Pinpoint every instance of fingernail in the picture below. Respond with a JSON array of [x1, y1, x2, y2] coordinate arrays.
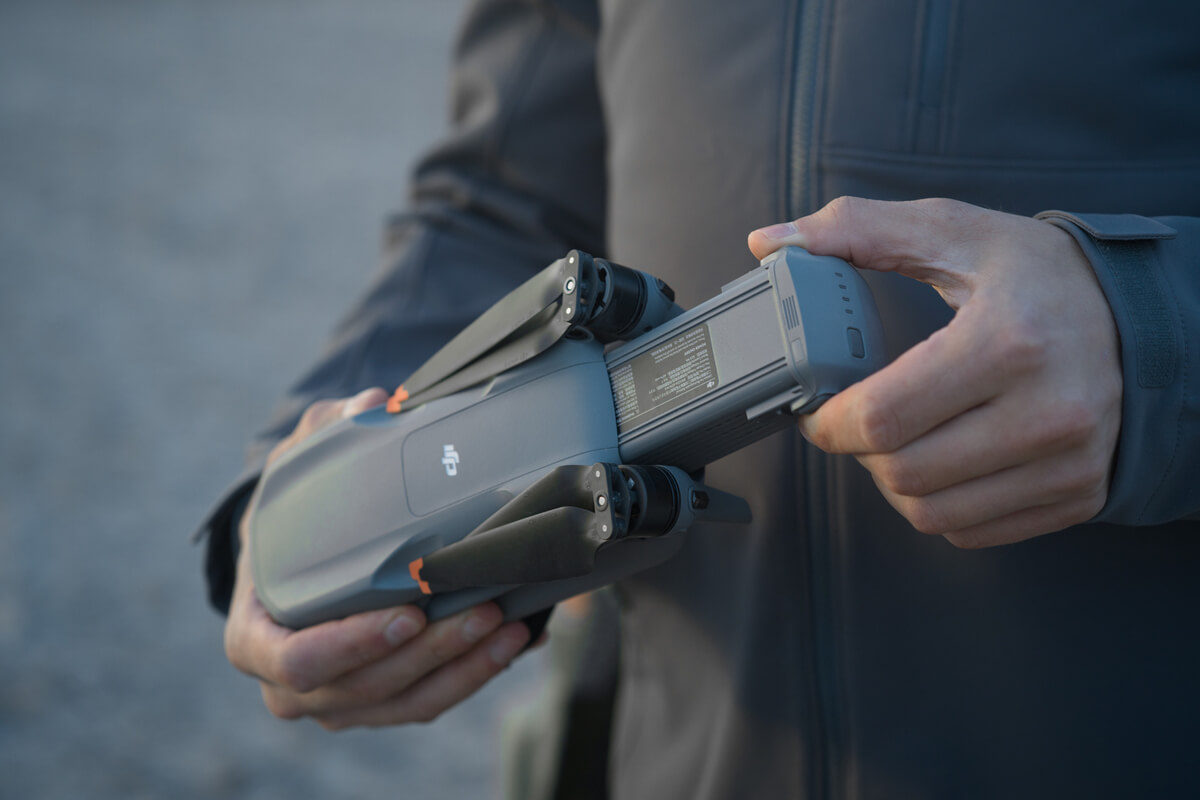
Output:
[[385, 613, 421, 646], [490, 629, 528, 666], [757, 221, 800, 241], [462, 609, 500, 643]]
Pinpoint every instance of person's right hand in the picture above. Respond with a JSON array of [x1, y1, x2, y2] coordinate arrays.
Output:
[[223, 388, 533, 730]]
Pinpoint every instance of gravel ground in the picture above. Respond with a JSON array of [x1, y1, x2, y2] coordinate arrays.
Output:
[[0, 2, 549, 797]]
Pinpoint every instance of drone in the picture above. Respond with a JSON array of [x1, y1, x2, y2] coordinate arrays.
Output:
[[249, 247, 884, 627]]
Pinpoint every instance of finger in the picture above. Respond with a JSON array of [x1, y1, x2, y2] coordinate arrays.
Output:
[[941, 493, 1107, 549], [874, 444, 1109, 538], [295, 388, 387, 435], [341, 387, 388, 417], [858, 388, 1097, 498], [264, 402, 339, 469], [293, 398, 345, 439], [267, 603, 506, 716], [266, 387, 388, 467], [315, 621, 532, 729], [250, 605, 427, 694], [748, 196, 985, 300], [225, 545, 296, 676], [799, 305, 1005, 454]]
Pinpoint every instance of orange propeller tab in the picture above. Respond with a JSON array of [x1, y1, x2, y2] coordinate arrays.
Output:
[[386, 385, 409, 414], [409, 557, 431, 595]]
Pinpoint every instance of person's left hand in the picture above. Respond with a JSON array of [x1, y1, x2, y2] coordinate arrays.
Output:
[[748, 197, 1123, 548]]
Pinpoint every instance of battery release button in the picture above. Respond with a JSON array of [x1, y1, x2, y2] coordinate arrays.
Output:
[[846, 327, 866, 359]]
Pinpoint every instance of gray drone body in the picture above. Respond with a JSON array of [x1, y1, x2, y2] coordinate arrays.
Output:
[[251, 247, 885, 628]]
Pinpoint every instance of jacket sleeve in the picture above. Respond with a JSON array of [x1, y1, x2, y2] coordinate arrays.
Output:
[[197, 0, 607, 614], [1037, 211, 1200, 527]]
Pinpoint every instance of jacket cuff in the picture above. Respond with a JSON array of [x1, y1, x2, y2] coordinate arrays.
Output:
[[1036, 211, 1185, 525], [194, 469, 261, 615]]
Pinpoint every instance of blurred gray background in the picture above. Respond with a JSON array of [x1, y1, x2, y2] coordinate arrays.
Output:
[[0, 1, 553, 797]]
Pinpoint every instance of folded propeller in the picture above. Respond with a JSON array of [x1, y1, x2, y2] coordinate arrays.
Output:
[[410, 463, 751, 593], [388, 250, 680, 412]]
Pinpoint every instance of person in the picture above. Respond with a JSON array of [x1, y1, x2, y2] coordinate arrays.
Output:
[[198, 0, 1200, 796]]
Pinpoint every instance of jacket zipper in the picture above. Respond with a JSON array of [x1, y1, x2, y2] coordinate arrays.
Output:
[[786, 0, 828, 219], [803, 443, 839, 800], [784, 1, 839, 798], [909, 0, 956, 153]]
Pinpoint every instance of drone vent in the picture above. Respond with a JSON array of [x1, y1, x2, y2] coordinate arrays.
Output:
[[782, 295, 800, 331]]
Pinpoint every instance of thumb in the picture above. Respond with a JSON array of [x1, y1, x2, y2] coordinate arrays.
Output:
[[269, 387, 389, 467], [748, 197, 981, 304], [341, 386, 389, 418]]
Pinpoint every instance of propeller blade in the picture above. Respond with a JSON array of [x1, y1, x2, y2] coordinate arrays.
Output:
[[397, 251, 602, 410], [402, 306, 570, 407], [414, 507, 608, 592], [410, 464, 626, 592], [476, 464, 611, 530], [406, 463, 750, 596]]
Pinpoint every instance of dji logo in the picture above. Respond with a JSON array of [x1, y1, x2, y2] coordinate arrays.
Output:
[[441, 445, 461, 476]]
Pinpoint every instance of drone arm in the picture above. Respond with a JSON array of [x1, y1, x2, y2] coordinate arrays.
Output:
[[388, 251, 682, 412]]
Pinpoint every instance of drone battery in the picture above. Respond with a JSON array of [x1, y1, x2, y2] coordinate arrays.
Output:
[[608, 247, 885, 472]]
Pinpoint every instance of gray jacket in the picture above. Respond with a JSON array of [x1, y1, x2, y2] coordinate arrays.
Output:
[[200, 0, 1200, 796]]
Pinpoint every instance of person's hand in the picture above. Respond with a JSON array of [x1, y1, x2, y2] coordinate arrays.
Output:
[[224, 388, 532, 729], [748, 197, 1123, 548]]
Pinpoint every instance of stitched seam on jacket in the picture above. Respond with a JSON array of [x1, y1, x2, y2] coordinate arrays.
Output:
[[937, 0, 961, 153], [902, 0, 925, 151], [1138, 251, 1188, 523], [777, 0, 801, 220]]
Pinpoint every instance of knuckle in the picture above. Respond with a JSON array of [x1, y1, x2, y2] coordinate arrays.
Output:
[[426, 627, 467, 664], [991, 315, 1048, 373], [1059, 452, 1110, 498], [856, 395, 904, 453], [317, 717, 350, 732], [223, 627, 248, 672], [429, 607, 499, 661], [905, 497, 952, 536], [824, 195, 858, 222], [297, 401, 328, 426], [944, 530, 985, 549], [297, 399, 340, 434], [1054, 401, 1103, 448], [822, 196, 870, 240], [274, 651, 318, 695], [1019, 400, 1099, 458], [875, 454, 927, 497], [801, 418, 833, 451], [224, 622, 264, 680], [261, 688, 305, 721]]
